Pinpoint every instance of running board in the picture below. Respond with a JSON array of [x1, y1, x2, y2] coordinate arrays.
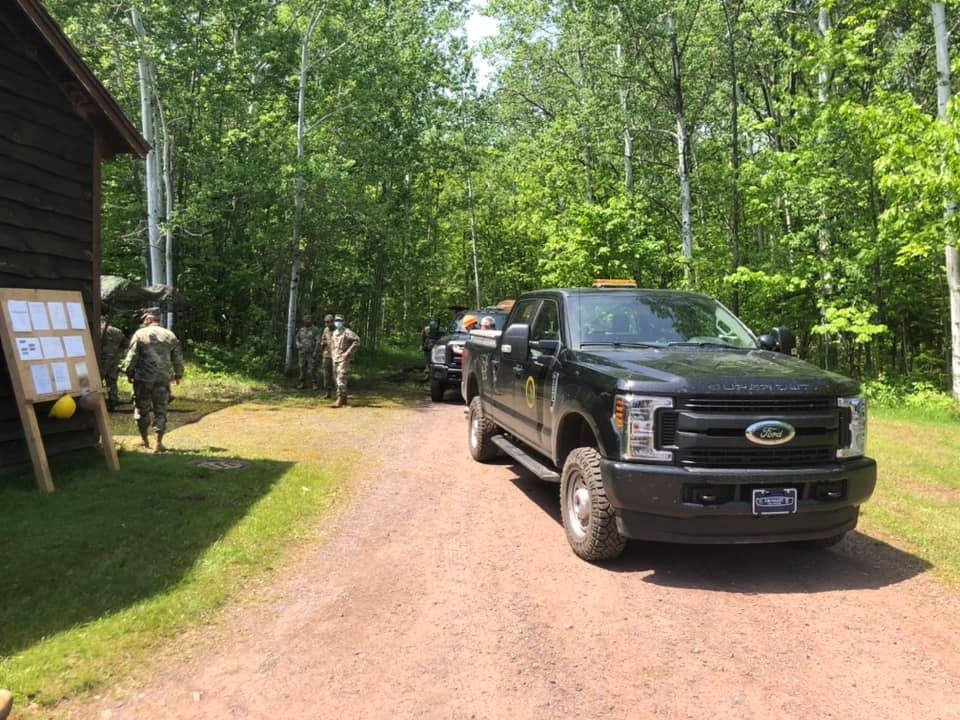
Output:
[[491, 435, 561, 483]]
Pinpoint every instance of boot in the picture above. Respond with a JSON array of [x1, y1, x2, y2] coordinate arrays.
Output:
[[0, 689, 13, 720], [154, 431, 167, 454], [296, 381, 305, 390], [331, 394, 343, 408], [137, 416, 151, 448], [323, 389, 332, 399]]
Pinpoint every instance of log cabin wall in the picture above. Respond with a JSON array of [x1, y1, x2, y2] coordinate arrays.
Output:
[[0, 12, 99, 467]]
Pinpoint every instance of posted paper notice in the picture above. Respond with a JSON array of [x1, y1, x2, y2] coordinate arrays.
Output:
[[16, 337, 43, 361], [51, 363, 71, 392], [7, 300, 32, 332], [47, 302, 68, 330], [63, 336, 86, 358], [40, 336, 65, 359], [66, 302, 86, 329], [28, 302, 50, 331], [31, 364, 53, 397]]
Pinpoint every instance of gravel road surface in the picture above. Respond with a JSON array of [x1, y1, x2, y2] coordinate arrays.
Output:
[[75, 400, 960, 720]]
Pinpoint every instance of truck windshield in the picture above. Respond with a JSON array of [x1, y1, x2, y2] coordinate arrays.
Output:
[[577, 293, 757, 349]]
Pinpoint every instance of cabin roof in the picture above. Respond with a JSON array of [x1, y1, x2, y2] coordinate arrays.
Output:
[[9, 0, 149, 159]]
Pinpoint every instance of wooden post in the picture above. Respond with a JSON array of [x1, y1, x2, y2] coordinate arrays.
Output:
[[12, 388, 55, 492], [93, 391, 120, 471]]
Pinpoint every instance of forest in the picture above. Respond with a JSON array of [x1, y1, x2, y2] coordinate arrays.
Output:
[[44, 0, 960, 398]]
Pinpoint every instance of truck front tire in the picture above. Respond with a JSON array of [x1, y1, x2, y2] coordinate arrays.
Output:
[[430, 378, 445, 402], [560, 448, 627, 561], [468, 396, 499, 462]]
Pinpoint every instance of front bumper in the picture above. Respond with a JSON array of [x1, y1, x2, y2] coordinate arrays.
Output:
[[429, 364, 461, 386], [600, 457, 877, 544]]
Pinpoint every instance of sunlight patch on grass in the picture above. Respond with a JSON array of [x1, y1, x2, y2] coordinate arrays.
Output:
[[859, 408, 960, 584]]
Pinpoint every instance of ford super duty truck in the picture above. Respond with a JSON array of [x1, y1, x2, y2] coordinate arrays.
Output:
[[461, 288, 876, 561]]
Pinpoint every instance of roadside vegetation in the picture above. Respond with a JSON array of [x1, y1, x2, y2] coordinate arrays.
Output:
[[859, 385, 960, 585]]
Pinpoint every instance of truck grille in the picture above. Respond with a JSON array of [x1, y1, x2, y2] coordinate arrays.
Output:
[[659, 396, 841, 468]]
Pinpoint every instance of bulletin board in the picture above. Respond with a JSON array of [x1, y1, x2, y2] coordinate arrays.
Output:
[[0, 288, 119, 492]]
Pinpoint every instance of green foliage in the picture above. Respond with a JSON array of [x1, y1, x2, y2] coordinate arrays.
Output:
[[863, 376, 960, 415], [43, 0, 960, 386]]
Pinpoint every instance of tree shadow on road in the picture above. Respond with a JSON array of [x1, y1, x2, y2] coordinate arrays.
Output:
[[506, 469, 932, 594]]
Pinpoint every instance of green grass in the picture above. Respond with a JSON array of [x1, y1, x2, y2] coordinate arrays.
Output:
[[0, 348, 424, 713], [859, 407, 960, 584], [0, 448, 349, 707]]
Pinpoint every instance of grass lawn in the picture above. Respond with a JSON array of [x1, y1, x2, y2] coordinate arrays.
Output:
[[859, 406, 960, 585], [0, 346, 427, 714]]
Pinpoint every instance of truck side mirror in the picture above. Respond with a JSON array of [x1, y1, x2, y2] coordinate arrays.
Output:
[[772, 326, 796, 355], [502, 323, 530, 362], [759, 327, 796, 355]]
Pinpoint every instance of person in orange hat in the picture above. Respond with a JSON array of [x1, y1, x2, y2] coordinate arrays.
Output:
[[462, 314, 478, 331]]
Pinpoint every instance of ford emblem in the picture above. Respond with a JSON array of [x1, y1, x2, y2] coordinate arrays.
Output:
[[745, 420, 796, 446]]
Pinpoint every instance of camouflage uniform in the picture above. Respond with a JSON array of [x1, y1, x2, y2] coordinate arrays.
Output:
[[330, 322, 360, 403], [319, 318, 335, 397], [121, 323, 184, 437], [296, 323, 322, 389], [100, 323, 127, 408]]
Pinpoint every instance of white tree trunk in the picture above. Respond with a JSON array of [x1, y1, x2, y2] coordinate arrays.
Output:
[[668, 12, 693, 283], [615, 38, 633, 192], [131, 6, 163, 286], [156, 89, 175, 329], [933, 2, 960, 400], [285, 10, 323, 371], [466, 161, 481, 308]]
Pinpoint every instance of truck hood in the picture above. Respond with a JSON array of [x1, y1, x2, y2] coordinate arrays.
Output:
[[572, 347, 860, 396]]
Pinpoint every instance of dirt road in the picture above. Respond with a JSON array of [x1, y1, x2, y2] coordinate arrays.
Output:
[[76, 399, 959, 720]]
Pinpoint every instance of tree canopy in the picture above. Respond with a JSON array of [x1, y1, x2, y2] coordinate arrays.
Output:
[[46, 0, 960, 390]]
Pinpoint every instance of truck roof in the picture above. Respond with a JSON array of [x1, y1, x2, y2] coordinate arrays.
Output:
[[519, 288, 715, 300]]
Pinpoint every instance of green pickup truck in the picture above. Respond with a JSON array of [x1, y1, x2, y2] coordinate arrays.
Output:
[[461, 288, 876, 562]]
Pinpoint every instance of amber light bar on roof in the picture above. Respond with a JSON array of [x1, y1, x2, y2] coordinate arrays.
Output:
[[591, 279, 638, 288]]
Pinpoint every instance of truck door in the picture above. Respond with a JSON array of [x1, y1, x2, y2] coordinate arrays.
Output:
[[495, 299, 540, 441], [523, 299, 562, 448]]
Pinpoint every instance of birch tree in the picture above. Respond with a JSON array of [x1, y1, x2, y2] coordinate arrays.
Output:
[[131, 4, 164, 286], [284, 7, 323, 372], [932, 1, 960, 401]]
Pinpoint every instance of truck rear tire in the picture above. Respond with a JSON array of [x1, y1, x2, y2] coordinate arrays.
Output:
[[430, 378, 444, 402], [560, 447, 627, 561], [468, 396, 499, 462]]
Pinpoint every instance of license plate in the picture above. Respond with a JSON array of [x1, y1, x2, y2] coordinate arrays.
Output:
[[752, 487, 798, 516]]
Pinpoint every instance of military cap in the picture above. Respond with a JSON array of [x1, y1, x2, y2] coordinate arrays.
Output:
[[334, 314, 345, 322], [303, 314, 313, 322], [324, 314, 334, 322]]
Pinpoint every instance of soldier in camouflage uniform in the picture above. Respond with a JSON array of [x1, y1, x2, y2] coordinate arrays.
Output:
[[121, 313, 184, 452], [296, 315, 322, 390], [319, 314, 335, 399], [100, 317, 127, 411], [330, 314, 360, 407]]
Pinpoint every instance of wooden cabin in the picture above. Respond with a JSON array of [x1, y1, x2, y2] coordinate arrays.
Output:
[[0, 0, 148, 469]]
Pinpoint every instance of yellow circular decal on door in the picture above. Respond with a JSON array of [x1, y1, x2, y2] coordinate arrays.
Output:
[[525, 375, 536, 408]]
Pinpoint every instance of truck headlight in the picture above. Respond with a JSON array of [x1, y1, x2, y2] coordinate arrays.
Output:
[[837, 395, 867, 459], [613, 394, 673, 462], [431, 344, 447, 364]]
